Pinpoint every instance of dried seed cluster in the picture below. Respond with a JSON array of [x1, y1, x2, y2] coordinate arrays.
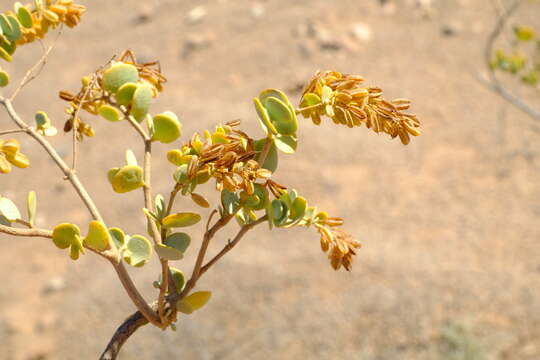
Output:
[[299, 71, 421, 145], [0, 138, 30, 174]]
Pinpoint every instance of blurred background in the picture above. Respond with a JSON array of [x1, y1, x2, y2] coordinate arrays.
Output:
[[1, 0, 539, 359]]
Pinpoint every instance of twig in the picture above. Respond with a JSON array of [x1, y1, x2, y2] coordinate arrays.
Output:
[[0, 129, 27, 136], [0, 224, 52, 238], [481, 0, 540, 121], [200, 215, 268, 276], [9, 29, 63, 101]]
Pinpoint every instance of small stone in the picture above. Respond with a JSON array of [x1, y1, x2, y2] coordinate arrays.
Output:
[[441, 23, 461, 37], [42, 276, 66, 295], [350, 23, 372, 43], [251, 3, 265, 19], [186, 6, 207, 24], [182, 33, 215, 58]]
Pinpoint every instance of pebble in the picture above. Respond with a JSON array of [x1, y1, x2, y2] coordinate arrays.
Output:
[[350, 23, 372, 43], [251, 3, 265, 19], [42, 276, 66, 295], [182, 33, 215, 58], [186, 6, 207, 24]]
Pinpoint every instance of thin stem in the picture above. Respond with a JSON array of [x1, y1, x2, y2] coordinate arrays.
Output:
[[481, 0, 540, 121], [10, 29, 62, 101], [295, 103, 323, 115], [113, 262, 162, 327], [179, 214, 233, 298], [0, 97, 105, 225], [200, 215, 268, 276], [257, 135, 273, 167], [0, 224, 52, 238], [0, 129, 27, 136], [157, 260, 169, 323]]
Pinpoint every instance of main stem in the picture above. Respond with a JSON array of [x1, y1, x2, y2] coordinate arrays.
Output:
[[0, 96, 161, 327]]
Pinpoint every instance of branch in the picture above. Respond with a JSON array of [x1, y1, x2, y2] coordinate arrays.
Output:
[[0, 129, 27, 136], [99, 215, 268, 359], [0, 96, 162, 328], [0, 224, 52, 238], [0, 97, 105, 225], [481, 0, 540, 121], [10, 29, 62, 101], [200, 215, 268, 276]]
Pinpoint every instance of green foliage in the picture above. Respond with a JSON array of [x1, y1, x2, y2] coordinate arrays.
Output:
[[83, 221, 111, 252], [102, 62, 139, 93], [0, 196, 21, 221], [176, 291, 211, 314], [151, 111, 182, 144], [162, 212, 201, 228], [123, 234, 153, 267]]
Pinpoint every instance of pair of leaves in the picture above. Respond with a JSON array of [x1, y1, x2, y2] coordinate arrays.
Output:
[[104, 226, 154, 267], [266, 189, 307, 228], [108, 150, 144, 193]]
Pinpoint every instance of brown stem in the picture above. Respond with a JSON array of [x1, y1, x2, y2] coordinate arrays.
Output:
[[0, 96, 161, 329], [0, 224, 52, 238], [99, 311, 149, 360], [100, 215, 268, 359], [0, 129, 27, 136]]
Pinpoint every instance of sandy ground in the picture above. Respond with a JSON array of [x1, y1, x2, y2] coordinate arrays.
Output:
[[1, 0, 539, 359]]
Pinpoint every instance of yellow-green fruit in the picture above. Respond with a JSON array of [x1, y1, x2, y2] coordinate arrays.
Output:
[[52, 223, 81, 249], [98, 105, 121, 122], [0, 71, 9, 87], [130, 83, 153, 122], [151, 111, 182, 143], [102, 63, 139, 93], [115, 82, 138, 106], [111, 165, 144, 193]]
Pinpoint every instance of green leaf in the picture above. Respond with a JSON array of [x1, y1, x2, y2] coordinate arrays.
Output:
[[111, 165, 144, 193], [162, 212, 201, 228], [274, 135, 297, 154], [0, 71, 9, 87], [263, 96, 297, 136], [107, 167, 120, 184], [155, 194, 166, 219], [35, 111, 51, 129], [4, 15, 21, 42], [102, 62, 139, 93], [253, 97, 277, 135], [289, 196, 307, 223], [165, 232, 191, 253], [124, 234, 152, 267], [83, 221, 111, 251], [173, 164, 189, 184], [514, 25, 535, 42], [176, 291, 212, 314], [69, 237, 85, 260], [52, 223, 81, 250], [155, 243, 183, 261], [254, 139, 278, 173], [130, 83, 153, 122], [0, 196, 20, 221], [15, 4, 33, 28], [169, 267, 185, 293], [115, 82, 138, 106], [125, 149, 138, 166], [151, 111, 182, 144], [221, 189, 240, 214], [109, 227, 125, 249], [98, 105, 122, 122], [26, 191, 36, 227]]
